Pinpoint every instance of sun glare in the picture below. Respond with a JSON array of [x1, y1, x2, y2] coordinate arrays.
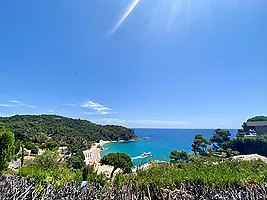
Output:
[[108, 0, 245, 36], [109, 0, 141, 36]]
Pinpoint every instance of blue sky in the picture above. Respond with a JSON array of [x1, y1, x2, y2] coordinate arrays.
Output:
[[0, 0, 266, 128]]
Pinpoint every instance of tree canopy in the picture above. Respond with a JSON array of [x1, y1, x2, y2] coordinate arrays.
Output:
[[25, 142, 38, 154], [210, 129, 231, 150], [191, 134, 211, 156], [247, 116, 267, 122], [170, 150, 189, 163], [222, 134, 267, 156], [0, 115, 137, 152], [26, 150, 58, 170], [68, 150, 85, 170], [100, 153, 133, 178], [0, 128, 15, 171]]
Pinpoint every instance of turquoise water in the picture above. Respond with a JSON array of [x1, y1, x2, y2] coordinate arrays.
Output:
[[101, 128, 237, 166]]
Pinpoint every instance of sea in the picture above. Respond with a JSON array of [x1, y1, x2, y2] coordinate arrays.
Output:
[[100, 128, 237, 166]]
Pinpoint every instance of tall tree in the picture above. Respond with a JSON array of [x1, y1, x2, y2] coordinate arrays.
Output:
[[170, 150, 189, 163], [100, 153, 133, 178], [68, 150, 85, 169], [0, 128, 15, 171], [191, 134, 211, 156], [210, 129, 231, 150]]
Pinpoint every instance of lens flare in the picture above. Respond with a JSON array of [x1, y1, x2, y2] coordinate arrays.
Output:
[[110, 0, 141, 36], [108, 0, 245, 37]]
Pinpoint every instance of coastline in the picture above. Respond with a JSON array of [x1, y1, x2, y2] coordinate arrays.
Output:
[[83, 139, 139, 177], [83, 140, 110, 166], [83, 140, 119, 177]]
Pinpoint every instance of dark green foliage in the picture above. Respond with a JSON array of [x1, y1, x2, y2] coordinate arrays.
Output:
[[26, 151, 58, 170], [68, 150, 85, 169], [210, 129, 231, 150], [0, 128, 15, 171], [67, 156, 85, 170], [14, 140, 21, 155], [225, 148, 239, 157], [170, 150, 189, 163], [242, 122, 249, 132], [25, 142, 38, 154], [0, 115, 137, 151], [191, 134, 211, 156], [82, 166, 107, 186], [247, 116, 267, 122], [222, 134, 267, 156], [40, 140, 58, 150], [237, 128, 245, 137], [100, 153, 133, 178], [35, 132, 49, 143], [82, 166, 92, 180]]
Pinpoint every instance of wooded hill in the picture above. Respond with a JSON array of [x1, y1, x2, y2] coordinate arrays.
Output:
[[0, 115, 137, 152]]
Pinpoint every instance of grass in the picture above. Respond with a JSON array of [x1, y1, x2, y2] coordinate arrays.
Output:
[[18, 166, 82, 189], [114, 158, 267, 194]]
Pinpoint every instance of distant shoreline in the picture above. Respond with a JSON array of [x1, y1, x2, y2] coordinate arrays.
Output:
[[84, 140, 136, 177]]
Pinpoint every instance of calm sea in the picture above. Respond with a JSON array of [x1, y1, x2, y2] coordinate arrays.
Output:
[[101, 128, 237, 166]]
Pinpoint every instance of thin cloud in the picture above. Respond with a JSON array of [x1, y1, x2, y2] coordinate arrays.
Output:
[[48, 110, 55, 112], [83, 111, 118, 115], [9, 100, 20, 103], [63, 103, 76, 107], [0, 100, 36, 108], [81, 100, 112, 111], [0, 104, 13, 107], [64, 100, 116, 115], [27, 105, 37, 108]]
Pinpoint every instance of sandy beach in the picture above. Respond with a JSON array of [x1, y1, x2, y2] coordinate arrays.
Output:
[[83, 140, 119, 177]]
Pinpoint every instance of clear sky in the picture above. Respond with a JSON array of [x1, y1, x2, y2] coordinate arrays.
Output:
[[0, 0, 266, 128]]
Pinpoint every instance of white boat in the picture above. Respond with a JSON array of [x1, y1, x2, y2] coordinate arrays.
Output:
[[140, 152, 152, 158]]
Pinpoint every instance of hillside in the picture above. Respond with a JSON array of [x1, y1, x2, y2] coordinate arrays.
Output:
[[0, 115, 137, 151]]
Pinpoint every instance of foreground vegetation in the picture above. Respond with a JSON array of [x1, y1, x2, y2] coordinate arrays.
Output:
[[1, 115, 267, 199], [124, 159, 267, 191], [1, 159, 267, 199]]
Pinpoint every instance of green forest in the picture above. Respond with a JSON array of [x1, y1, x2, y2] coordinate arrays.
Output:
[[0, 115, 137, 152]]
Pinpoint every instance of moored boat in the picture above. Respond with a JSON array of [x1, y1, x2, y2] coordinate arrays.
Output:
[[140, 152, 152, 158]]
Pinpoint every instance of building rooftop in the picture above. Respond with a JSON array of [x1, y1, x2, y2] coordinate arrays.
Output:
[[247, 121, 267, 126], [233, 154, 267, 163], [24, 156, 35, 161]]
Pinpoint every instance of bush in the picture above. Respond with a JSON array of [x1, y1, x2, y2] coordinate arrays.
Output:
[[25, 142, 38, 154], [26, 150, 57, 170], [19, 165, 82, 189], [222, 134, 267, 156]]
